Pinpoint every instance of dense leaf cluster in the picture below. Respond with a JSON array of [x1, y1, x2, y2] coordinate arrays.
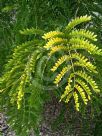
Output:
[[0, 15, 102, 135], [0, 0, 102, 136]]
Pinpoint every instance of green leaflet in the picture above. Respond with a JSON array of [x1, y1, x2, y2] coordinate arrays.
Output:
[[19, 28, 45, 35], [65, 15, 91, 31]]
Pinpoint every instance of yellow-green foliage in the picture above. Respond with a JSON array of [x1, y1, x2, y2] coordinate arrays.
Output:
[[43, 15, 102, 111], [0, 38, 46, 111], [0, 35, 47, 134], [0, 15, 102, 136]]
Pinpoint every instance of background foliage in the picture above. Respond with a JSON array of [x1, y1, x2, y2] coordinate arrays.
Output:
[[0, 0, 102, 136]]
